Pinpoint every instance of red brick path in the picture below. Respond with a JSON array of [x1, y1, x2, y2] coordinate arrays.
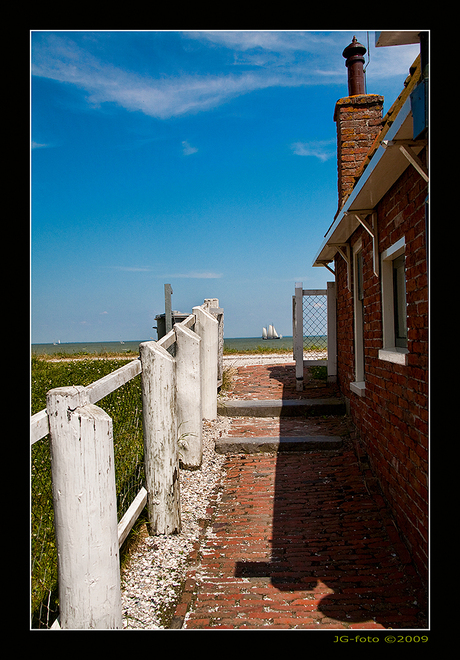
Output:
[[224, 362, 340, 400], [174, 363, 428, 630]]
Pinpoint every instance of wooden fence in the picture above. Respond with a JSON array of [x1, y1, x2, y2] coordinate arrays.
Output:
[[30, 301, 222, 629]]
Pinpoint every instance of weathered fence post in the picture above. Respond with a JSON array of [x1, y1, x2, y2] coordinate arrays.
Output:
[[139, 341, 181, 535], [164, 283, 173, 334], [202, 298, 224, 387], [192, 305, 218, 420], [293, 282, 304, 391], [175, 323, 202, 469], [46, 386, 122, 629]]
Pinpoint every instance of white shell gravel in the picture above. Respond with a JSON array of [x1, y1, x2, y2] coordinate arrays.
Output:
[[121, 415, 231, 629]]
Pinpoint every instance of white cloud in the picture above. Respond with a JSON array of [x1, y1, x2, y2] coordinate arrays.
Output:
[[109, 266, 222, 277], [182, 140, 198, 155], [367, 43, 420, 79], [291, 139, 336, 162], [164, 271, 223, 279], [113, 266, 151, 272], [32, 36, 274, 118], [31, 141, 49, 149], [31, 34, 338, 120], [184, 31, 338, 55], [183, 31, 345, 73], [31, 33, 421, 121], [104, 69, 290, 119]]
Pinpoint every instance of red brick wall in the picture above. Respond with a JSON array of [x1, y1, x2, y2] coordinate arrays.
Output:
[[334, 156, 428, 583], [334, 94, 384, 209]]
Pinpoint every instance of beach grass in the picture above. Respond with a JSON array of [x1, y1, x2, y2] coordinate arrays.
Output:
[[33, 349, 139, 360], [32, 343, 326, 361], [31, 356, 144, 627], [32, 346, 293, 358]]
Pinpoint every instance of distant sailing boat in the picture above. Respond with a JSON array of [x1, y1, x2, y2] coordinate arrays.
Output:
[[262, 324, 281, 340]]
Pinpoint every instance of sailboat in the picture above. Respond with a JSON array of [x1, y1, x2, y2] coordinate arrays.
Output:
[[262, 324, 282, 340]]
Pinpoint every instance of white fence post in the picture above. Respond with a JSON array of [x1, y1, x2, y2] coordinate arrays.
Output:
[[46, 386, 122, 630], [139, 341, 181, 535], [294, 282, 304, 391], [175, 323, 202, 469], [327, 281, 337, 383], [203, 298, 224, 387], [192, 305, 218, 420]]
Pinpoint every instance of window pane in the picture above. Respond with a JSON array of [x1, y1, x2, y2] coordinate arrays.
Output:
[[393, 255, 407, 347]]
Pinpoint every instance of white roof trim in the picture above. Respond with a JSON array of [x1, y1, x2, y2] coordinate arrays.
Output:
[[313, 97, 419, 267]]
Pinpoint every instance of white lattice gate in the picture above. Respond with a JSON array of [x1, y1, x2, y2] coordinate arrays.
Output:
[[292, 282, 337, 391]]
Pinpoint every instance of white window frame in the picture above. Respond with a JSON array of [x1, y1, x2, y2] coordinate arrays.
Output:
[[379, 237, 409, 366], [350, 239, 366, 396]]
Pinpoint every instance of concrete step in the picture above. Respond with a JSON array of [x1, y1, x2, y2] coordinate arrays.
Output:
[[217, 397, 346, 418], [215, 435, 343, 454]]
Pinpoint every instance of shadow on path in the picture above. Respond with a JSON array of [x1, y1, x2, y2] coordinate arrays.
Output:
[[233, 364, 427, 629]]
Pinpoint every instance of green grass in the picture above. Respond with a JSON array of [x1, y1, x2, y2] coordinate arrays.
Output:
[[31, 355, 144, 627], [309, 365, 328, 380], [33, 349, 139, 360]]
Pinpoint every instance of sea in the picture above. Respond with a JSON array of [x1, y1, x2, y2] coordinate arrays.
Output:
[[31, 335, 327, 356]]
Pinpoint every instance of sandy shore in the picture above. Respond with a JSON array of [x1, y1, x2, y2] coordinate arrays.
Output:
[[41, 351, 325, 367], [222, 351, 326, 367], [223, 353, 294, 367]]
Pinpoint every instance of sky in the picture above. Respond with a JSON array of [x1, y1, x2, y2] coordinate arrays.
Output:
[[31, 30, 420, 342]]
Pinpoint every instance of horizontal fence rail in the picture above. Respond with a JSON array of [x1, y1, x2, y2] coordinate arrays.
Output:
[[30, 315, 201, 445], [31, 408, 50, 445], [30, 300, 223, 629]]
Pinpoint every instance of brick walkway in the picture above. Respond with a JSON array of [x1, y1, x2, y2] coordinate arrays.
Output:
[[173, 363, 428, 630]]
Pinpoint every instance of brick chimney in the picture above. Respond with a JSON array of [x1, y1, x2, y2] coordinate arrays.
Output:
[[334, 36, 384, 210]]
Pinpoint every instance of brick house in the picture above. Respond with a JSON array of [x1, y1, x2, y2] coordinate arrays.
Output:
[[313, 32, 429, 584]]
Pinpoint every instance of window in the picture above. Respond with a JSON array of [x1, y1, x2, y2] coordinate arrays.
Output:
[[379, 237, 409, 365], [350, 242, 365, 396], [393, 255, 407, 348]]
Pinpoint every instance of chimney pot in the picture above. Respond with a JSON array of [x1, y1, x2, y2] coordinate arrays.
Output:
[[342, 36, 366, 96]]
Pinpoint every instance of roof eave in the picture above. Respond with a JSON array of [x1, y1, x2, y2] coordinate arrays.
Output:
[[313, 96, 417, 267]]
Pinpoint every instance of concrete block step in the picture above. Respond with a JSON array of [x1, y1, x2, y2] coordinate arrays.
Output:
[[217, 398, 345, 418], [215, 435, 343, 454]]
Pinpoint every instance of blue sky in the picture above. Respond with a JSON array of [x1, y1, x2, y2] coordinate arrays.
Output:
[[31, 30, 419, 342]]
